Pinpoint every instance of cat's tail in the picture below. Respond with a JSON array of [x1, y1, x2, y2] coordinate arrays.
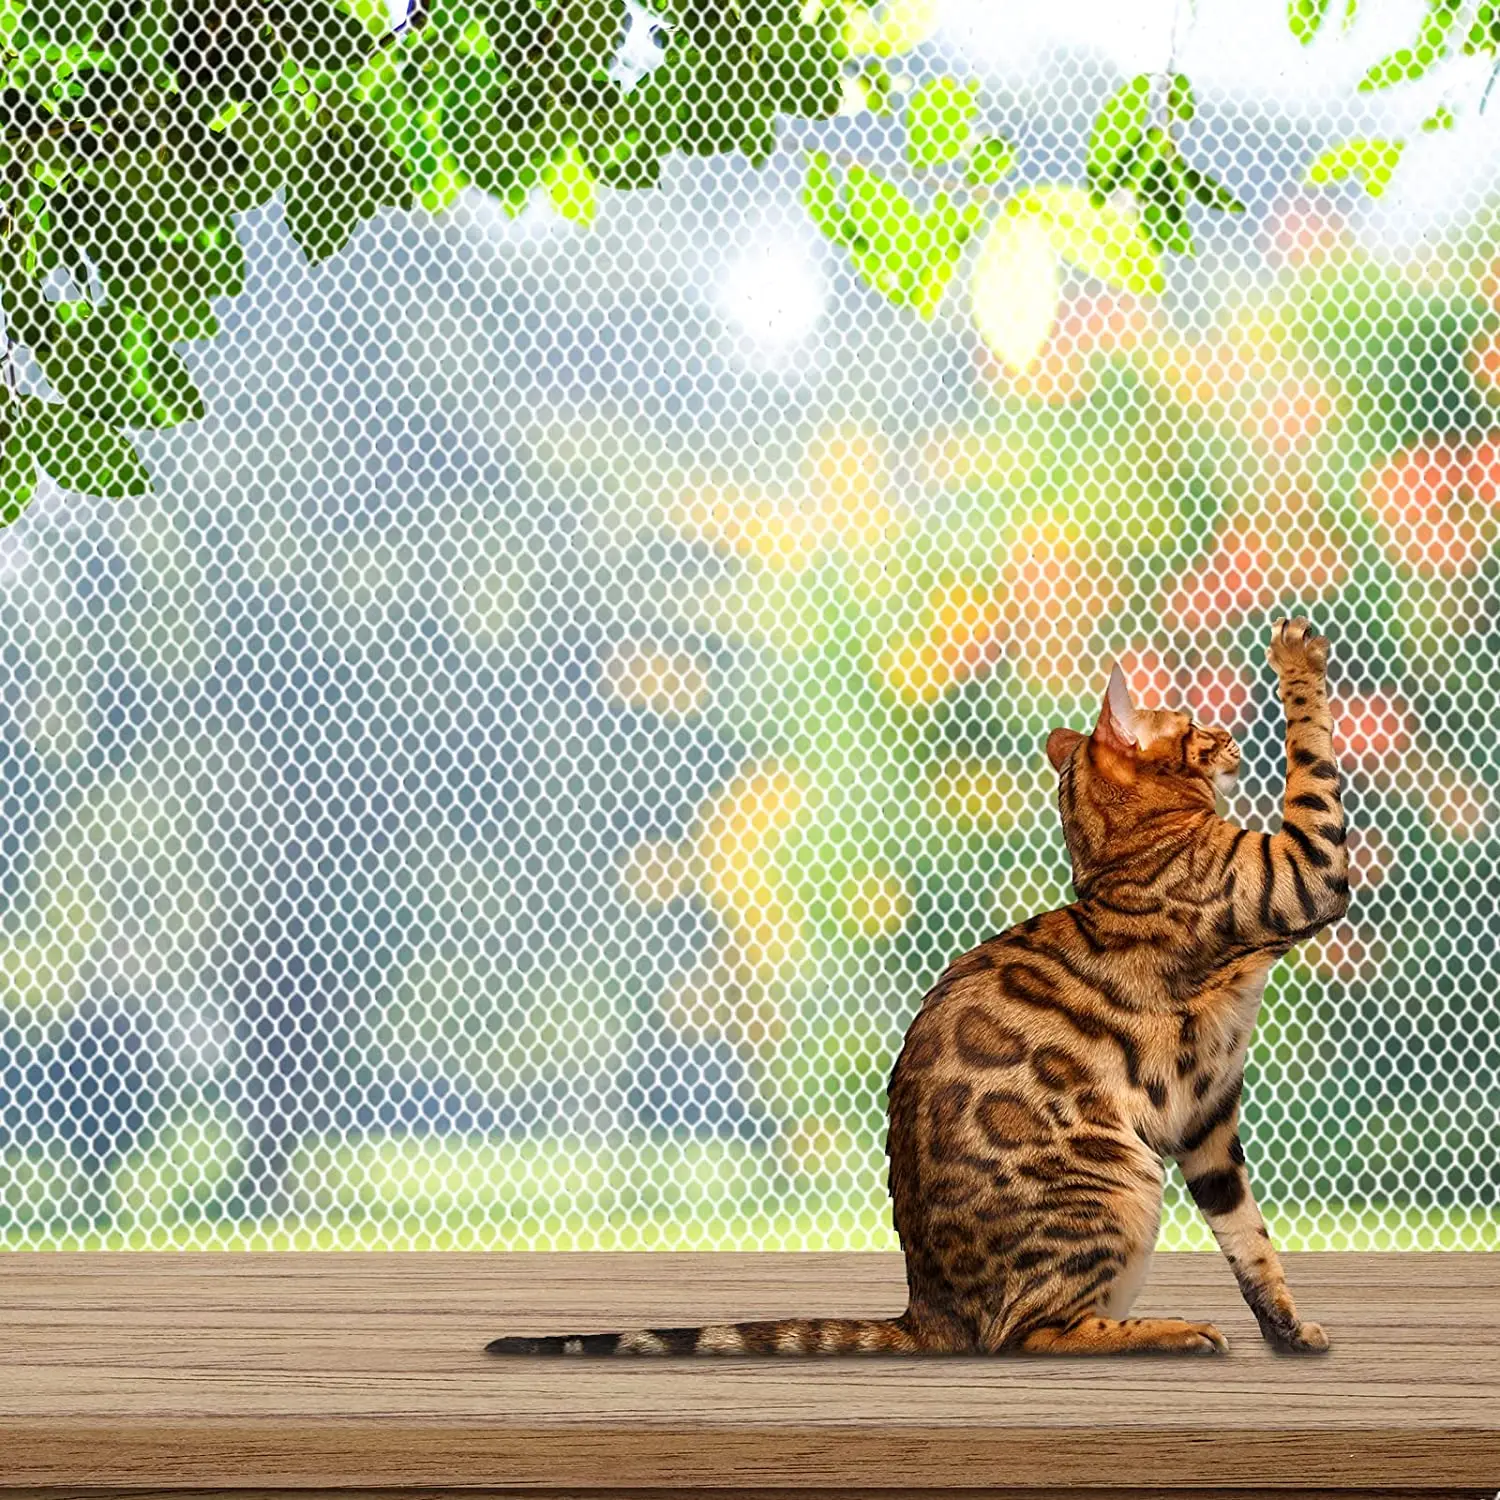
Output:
[[486, 1314, 923, 1357]]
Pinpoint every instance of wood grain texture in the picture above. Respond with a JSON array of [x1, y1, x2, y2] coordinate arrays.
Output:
[[0, 1252, 1496, 1490], [5, 1492, 1494, 1500]]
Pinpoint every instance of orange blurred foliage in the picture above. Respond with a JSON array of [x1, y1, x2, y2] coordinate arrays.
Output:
[[876, 577, 1005, 704], [601, 643, 710, 717], [670, 482, 827, 570], [1161, 487, 1349, 637], [797, 422, 900, 552], [669, 424, 900, 570], [1306, 923, 1387, 985], [1362, 438, 1500, 577], [1263, 193, 1353, 271], [1424, 764, 1492, 842], [1239, 370, 1336, 467], [1115, 645, 1178, 705], [781, 1114, 860, 1182], [1150, 334, 1255, 410], [1346, 825, 1391, 891], [878, 512, 1120, 704], [1331, 692, 1416, 787], [1115, 644, 1256, 736], [997, 513, 1121, 691], [977, 291, 1152, 406], [1467, 326, 1500, 399]]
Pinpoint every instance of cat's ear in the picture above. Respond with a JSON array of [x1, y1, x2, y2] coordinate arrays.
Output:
[[1090, 664, 1139, 781], [1046, 728, 1085, 771]]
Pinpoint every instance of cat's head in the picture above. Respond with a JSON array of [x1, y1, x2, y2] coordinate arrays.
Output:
[[1045, 663, 1242, 814]]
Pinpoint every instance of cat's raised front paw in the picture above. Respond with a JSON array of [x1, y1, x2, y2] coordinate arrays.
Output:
[[1267, 617, 1329, 681]]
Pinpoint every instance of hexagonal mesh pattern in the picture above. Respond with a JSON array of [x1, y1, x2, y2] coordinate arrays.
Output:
[[1, 1, 1497, 1255]]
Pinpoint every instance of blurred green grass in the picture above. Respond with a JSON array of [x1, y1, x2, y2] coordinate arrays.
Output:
[[8, 1204, 1497, 1252]]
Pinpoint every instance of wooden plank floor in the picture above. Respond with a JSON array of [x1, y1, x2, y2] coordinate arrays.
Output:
[[0, 1252, 1496, 1495]]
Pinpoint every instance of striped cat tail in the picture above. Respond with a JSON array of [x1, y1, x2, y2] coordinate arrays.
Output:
[[486, 1315, 921, 1356]]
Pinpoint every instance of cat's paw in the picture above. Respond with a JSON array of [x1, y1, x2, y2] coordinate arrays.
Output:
[[1190, 1321, 1232, 1354], [1267, 617, 1329, 681], [1267, 1319, 1331, 1355]]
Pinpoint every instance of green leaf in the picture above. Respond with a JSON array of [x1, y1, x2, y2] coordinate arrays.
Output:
[[964, 133, 1016, 185], [0, 404, 37, 527], [1006, 183, 1165, 294], [284, 117, 413, 264], [905, 75, 979, 169], [1179, 161, 1247, 213], [855, 59, 894, 115], [1465, 0, 1498, 52], [1305, 137, 1405, 197], [16, 0, 108, 48], [842, 0, 938, 58], [447, 72, 558, 202], [225, 94, 306, 208], [803, 148, 852, 246], [121, 0, 177, 76], [843, 160, 926, 300], [970, 211, 1058, 374], [340, 0, 388, 37], [911, 192, 982, 319], [1289, 0, 1333, 43], [85, 225, 243, 345], [1422, 103, 1457, 130], [386, 59, 473, 211], [75, 121, 258, 243], [1087, 74, 1152, 198], [0, 243, 52, 350], [553, 0, 627, 76], [23, 395, 150, 496], [670, 32, 776, 162], [266, 0, 371, 72], [803, 151, 976, 313], [543, 144, 597, 226], [167, 11, 284, 101], [1358, 0, 1461, 89], [1136, 148, 1194, 256], [33, 302, 204, 430], [1168, 73, 1194, 122], [759, 15, 845, 119]]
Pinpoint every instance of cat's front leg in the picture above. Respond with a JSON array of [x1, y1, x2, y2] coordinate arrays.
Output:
[[1175, 1099, 1329, 1355], [1265, 616, 1350, 934], [1222, 617, 1350, 946]]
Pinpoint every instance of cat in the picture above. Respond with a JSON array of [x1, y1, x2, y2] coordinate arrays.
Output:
[[486, 616, 1349, 1357]]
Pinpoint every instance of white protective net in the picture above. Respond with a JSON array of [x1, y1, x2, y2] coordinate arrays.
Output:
[[0, 0, 1497, 1252]]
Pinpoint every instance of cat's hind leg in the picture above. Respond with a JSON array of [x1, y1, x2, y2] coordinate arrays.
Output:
[[974, 1226, 1231, 1355], [1013, 1314, 1228, 1355], [969, 1145, 1229, 1356], [978, 1236, 1231, 1356]]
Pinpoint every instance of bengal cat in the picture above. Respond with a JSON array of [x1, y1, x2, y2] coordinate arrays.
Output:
[[487, 616, 1348, 1357]]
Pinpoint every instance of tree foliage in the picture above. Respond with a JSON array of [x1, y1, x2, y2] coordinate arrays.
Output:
[[0, 0, 1482, 518]]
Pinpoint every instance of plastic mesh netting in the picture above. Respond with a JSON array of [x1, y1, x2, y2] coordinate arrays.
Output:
[[0, 0, 1497, 1252]]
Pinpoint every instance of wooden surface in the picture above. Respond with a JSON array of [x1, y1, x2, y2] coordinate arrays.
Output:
[[0, 1252, 1496, 1492]]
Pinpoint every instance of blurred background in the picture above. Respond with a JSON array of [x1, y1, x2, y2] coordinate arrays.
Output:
[[1, 0, 1497, 1252]]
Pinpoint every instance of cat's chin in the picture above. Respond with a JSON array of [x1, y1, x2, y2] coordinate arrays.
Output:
[[1213, 769, 1240, 806]]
